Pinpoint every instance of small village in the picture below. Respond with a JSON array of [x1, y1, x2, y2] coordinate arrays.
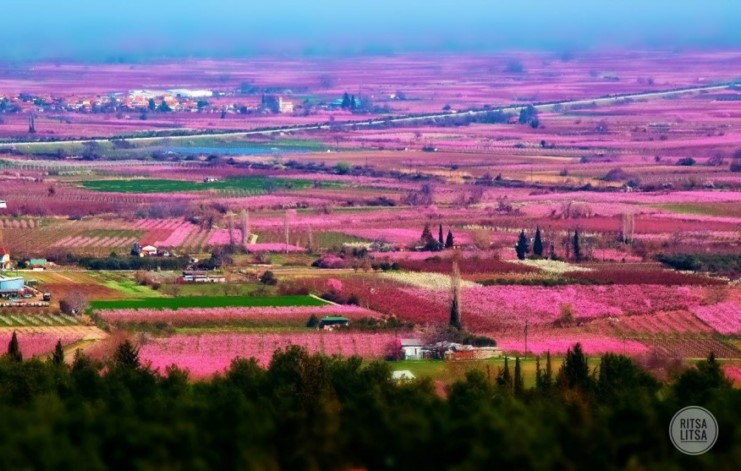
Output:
[[0, 87, 377, 119]]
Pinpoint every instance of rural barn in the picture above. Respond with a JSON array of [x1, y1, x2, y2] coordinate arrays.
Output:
[[0, 274, 25, 295]]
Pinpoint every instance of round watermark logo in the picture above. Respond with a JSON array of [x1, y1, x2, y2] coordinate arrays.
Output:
[[669, 406, 718, 455]]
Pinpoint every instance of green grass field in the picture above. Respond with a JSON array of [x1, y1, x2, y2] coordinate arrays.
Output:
[[80, 176, 316, 194], [393, 356, 602, 387], [90, 295, 327, 310], [657, 202, 741, 218], [159, 283, 270, 297]]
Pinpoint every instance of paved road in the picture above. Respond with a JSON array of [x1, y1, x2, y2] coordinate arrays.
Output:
[[0, 82, 734, 149]]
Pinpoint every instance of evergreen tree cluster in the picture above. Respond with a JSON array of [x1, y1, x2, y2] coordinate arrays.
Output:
[[515, 227, 545, 260], [0, 335, 738, 470], [340, 92, 359, 111], [515, 228, 583, 262], [419, 223, 455, 251]]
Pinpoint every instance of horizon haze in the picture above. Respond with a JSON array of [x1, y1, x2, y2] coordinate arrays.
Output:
[[2, 0, 741, 61]]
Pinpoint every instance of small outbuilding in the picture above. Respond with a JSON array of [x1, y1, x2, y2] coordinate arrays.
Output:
[[399, 338, 424, 360], [182, 271, 226, 283], [319, 316, 349, 330], [28, 258, 48, 270], [140, 245, 158, 257]]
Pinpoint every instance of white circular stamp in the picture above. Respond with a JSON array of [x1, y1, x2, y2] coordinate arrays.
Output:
[[669, 406, 719, 455]]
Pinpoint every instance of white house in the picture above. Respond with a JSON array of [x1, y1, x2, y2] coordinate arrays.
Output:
[[1, 247, 11, 270], [140, 245, 158, 257], [400, 338, 424, 360]]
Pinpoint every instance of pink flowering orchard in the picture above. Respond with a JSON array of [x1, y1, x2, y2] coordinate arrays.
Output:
[[140, 333, 400, 377], [0, 45, 737, 388]]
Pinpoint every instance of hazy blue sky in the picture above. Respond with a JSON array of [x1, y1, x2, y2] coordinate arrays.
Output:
[[2, 0, 740, 60]]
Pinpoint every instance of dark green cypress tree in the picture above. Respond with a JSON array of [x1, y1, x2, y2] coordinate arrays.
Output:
[[445, 229, 454, 249], [535, 355, 543, 390], [514, 356, 524, 396], [421, 223, 440, 251], [449, 296, 461, 330], [438, 224, 444, 246], [51, 339, 64, 366], [515, 230, 529, 260], [533, 227, 543, 258], [449, 261, 462, 329], [7, 331, 22, 362], [497, 357, 512, 390], [341, 92, 351, 109], [573, 230, 582, 262], [544, 351, 553, 389]]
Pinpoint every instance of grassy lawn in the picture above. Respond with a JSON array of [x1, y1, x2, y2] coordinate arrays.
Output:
[[159, 283, 269, 297], [85, 271, 164, 298], [90, 295, 327, 310], [657, 202, 741, 218], [80, 176, 317, 194], [394, 356, 601, 387], [102, 279, 163, 298], [314, 232, 370, 247]]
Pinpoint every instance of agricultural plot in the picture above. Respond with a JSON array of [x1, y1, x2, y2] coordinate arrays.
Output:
[[0, 50, 738, 377], [139, 332, 400, 377], [80, 176, 316, 194], [90, 295, 327, 310], [0, 329, 105, 358], [96, 305, 380, 328], [0, 313, 82, 327]]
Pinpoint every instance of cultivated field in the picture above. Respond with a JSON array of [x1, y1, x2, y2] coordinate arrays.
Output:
[[0, 51, 739, 382]]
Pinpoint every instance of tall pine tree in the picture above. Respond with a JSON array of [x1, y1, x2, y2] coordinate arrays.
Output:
[[573, 230, 582, 262], [420, 223, 441, 251], [544, 351, 553, 389], [497, 356, 512, 390], [113, 340, 141, 370], [515, 230, 529, 260], [557, 343, 592, 391], [449, 261, 462, 329], [445, 229, 454, 249], [51, 339, 64, 366], [341, 92, 351, 109], [438, 224, 444, 246], [7, 331, 22, 362], [514, 357, 524, 396], [533, 227, 543, 258]]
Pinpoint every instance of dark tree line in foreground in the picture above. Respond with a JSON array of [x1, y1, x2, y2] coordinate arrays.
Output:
[[0, 340, 738, 470]]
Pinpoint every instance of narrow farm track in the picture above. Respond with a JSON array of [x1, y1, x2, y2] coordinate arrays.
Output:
[[0, 82, 734, 148]]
